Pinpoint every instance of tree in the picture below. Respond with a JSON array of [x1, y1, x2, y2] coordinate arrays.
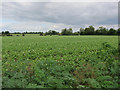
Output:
[[3, 31, 13, 36], [25, 31, 27, 34], [108, 28, 116, 35], [48, 30, 52, 36], [83, 26, 95, 35], [51, 30, 59, 35], [45, 30, 59, 35], [89, 26, 95, 35], [51, 31, 55, 35], [96, 26, 108, 35], [84, 28, 89, 35], [73, 31, 79, 35], [117, 28, 120, 35], [84, 26, 95, 35], [61, 28, 67, 35], [5, 31, 10, 35], [80, 28, 84, 35], [22, 33, 25, 36], [61, 28, 73, 35], [40, 32, 43, 36], [95, 29, 101, 35], [2, 31, 4, 34], [2, 31, 5, 36], [68, 28, 73, 35], [14, 32, 21, 34]]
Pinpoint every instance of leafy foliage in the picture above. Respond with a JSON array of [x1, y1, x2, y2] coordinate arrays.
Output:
[[2, 36, 118, 88]]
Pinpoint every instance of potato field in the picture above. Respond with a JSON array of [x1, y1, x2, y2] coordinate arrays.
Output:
[[2, 35, 119, 88]]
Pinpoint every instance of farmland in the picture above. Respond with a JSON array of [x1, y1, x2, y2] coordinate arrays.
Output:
[[2, 35, 119, 88]]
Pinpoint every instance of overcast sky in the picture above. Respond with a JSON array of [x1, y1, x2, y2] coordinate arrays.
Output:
[[1, 1, 118, 32]]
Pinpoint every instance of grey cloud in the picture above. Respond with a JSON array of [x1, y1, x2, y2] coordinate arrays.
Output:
[[2, 2, 118, 25], [1, 22, 118, 33]]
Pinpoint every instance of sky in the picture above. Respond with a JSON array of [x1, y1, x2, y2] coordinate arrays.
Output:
[[1, 0, 119, 32]]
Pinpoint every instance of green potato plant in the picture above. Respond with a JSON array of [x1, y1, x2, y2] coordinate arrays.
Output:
[[2, 36, 118, 88]]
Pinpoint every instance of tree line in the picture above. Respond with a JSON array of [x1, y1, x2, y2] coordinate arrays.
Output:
[[1, 26, 120, 36]]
